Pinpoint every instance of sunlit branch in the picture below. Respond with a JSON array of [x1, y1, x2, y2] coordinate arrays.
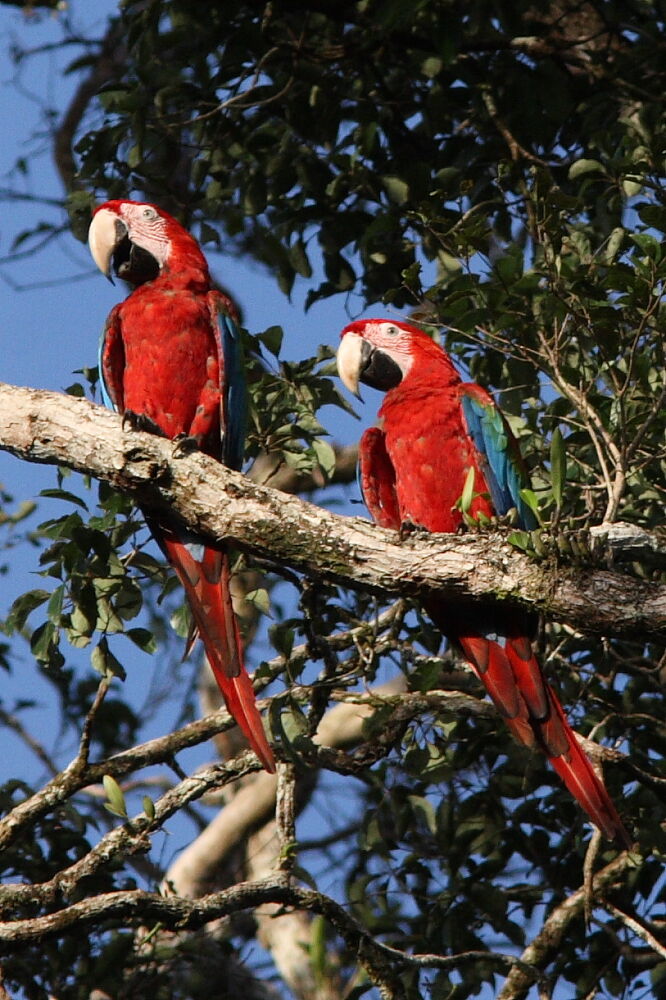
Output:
[[0, 382, 663, 640]]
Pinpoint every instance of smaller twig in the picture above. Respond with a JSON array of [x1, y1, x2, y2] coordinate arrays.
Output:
[[182, 47, 292, 126], [481, 88, 550, 165], [78, 676, 110, 767], [81, 775, 175, 799], [604, 903, 666, 961], [0, 876, 542, 994], [0, 708, 59, 775], [165, 754, 190, 782], [624, 382, 666, 467], [0, 686, 269, 855], [256, 599, 407, 695], [536, 324, 621, 514], [582, 828, 602, 925], [275, 761, 297, 876]]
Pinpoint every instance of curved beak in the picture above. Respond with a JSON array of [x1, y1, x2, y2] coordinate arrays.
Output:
[[88, 208, 127, 283], [336, 333, 369, 399], [337, 332, 404, 396]]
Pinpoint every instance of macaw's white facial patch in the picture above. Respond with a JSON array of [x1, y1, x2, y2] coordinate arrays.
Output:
[[118, 202, 171, 270]]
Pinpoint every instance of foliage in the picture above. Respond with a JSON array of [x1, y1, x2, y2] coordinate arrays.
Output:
[[0, 1, 665, 998]]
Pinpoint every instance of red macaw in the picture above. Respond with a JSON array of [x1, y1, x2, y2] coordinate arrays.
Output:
[[88, 199, 274, 772], [337, 318, 628, 843]]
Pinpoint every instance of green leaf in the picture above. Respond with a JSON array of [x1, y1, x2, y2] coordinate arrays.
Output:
[[622, 176, 643, 197], [170, 603, 191, 639], [199, 220, 220, 246], [47, 585, 65, 623], [309, 914, 327, 984], [408, 794, 437, 835], [312, 439, 336, 480], [7, 589, 51, 632], [125, 628, 157, 653], [421, 55, 443, 78], [30, 621, 60, 664], [64, 383, 85, 398], [269, 623, 294, 659], [91, 637, 127, 681], [291, 863, 318, 890], [518, 489, 541, 521], [142, 796, 156, 821], [288, 239, 312, 278], [245, 588, 271, 616], [103, 775, 128, 819], [258, 325, 284, 357], [508, 530, 533, 553], [68, 602, 94, 643], [382, 175, 410, 205], [460, 466, 476, 514], [602, 227, 626, 264], [568, 158, 605, 180], [281, 702, 309, 742]]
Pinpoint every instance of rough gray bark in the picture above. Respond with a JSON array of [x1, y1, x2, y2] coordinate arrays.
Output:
[[0, 381, 663, 639]]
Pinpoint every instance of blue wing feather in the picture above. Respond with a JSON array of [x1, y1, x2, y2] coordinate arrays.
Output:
[[215, 303, 247, 472], [460, 389, 538, 530], [98, 327, 116, 411]]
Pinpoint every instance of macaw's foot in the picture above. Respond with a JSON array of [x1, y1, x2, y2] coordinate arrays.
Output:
[[172, 433, 201, 457], [399, 519, 428, 540], [122, 410, 166, 437]]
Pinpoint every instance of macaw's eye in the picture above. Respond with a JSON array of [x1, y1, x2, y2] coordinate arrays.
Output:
[[385, 325, 399, 336], [142, 207, 158, 220]]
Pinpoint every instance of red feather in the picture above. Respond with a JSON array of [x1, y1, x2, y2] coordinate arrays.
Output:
[[349, 319, 628, 843], [95, 201, 274, 772]]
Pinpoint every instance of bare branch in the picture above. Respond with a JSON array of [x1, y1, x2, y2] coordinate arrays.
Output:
[[0, 706, 59, 775], [0, 382, 663, 639], [164, 770, 279, 899], [0, 874, 542, 997], [603, 903, 666, 961], [0, 755, 261, 912], [497, 851, 638, 1000], [162, 677, 411, 998], [0, 697, 263, 854]]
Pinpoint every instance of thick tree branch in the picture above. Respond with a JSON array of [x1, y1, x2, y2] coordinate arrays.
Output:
[[0, 382, 664, 638], [0, 875, 541, 997]]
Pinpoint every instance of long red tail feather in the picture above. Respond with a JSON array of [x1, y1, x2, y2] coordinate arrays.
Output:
[[545, 694, 629, 845], [161, 534, 275, 773], [457, 632, 629, 844]]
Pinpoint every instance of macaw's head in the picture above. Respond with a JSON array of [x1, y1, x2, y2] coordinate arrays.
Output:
[[88, 199, 208, 287], [337, 318, 458, 398]]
